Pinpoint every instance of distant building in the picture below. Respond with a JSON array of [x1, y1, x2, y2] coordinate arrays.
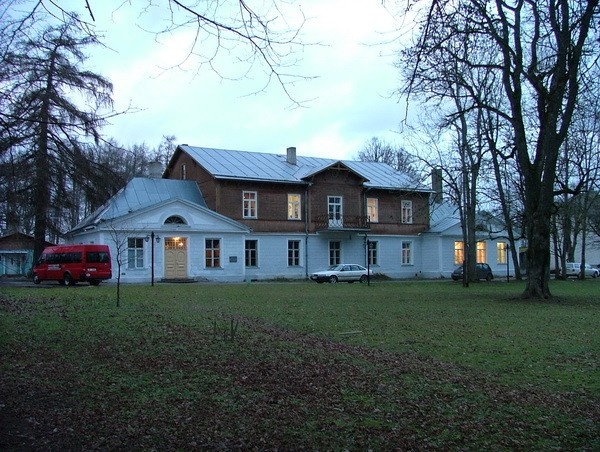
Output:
[[0, 232, 54, 276]]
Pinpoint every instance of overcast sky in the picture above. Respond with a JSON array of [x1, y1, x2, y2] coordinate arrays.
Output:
[[63, 1, 416, 160]]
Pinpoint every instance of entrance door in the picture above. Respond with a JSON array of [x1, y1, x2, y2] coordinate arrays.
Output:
[[164, 237, 188, 279], [328, 196, 343, 228]]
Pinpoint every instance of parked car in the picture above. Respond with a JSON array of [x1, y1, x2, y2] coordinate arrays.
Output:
[[451, 263, 494, 281], [310, 264, 372, 284], [563, 263, 599, 278]]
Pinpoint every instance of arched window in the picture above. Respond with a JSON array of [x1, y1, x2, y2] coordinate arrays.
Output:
[[164, 215, 186, 225]]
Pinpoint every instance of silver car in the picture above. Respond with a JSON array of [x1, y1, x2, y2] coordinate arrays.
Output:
[[310, 264, 372, 284], [564, 263, 599, 278]]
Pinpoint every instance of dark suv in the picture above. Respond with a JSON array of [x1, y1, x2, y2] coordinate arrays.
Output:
[[451, 263, 494, 281]]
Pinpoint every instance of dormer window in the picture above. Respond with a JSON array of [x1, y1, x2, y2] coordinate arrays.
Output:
[[164, 215, 186, 225]]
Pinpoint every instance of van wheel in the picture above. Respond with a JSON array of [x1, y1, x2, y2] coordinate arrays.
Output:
[[63, 273, 74, 286], [33, 275, 41, 284]]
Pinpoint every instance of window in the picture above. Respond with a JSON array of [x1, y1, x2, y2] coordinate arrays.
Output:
[[243, 191, 257, 218], [477, 241, 487, 263], [329, 241, 341, 265], [288, 194, 301, 220], [205, 239, 220, 268], [164, 215, 186, 224], [454, 241, 464, 265], [401, 200, 413, 224], [497, 242, 508, 264], [180, 163, 187, 180], [288, 240, 301, 266], [245, 240, 258, 267], [401, 241, 412, 265], [127, 238, 144, 269], [368, 240, 378, 266], [328, 196, 343, 227], [367, 198, 378, 223]]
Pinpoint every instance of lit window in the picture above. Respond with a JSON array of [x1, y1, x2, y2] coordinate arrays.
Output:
[[401, 200, 413, 224], [477, 242, 487, 263], [127, 238, 144, 269], [243, 191, 257, 218], [497, 242, 507, 264], [288, 240, 300, 266], [402, 241, 412, 264], [245, 240, 258, 267], [205, 239, 220, 268], [368, 240, 378, 265], [454, 241, 464, 265], [367, 198, 378, 223], [288, 194, 301, 220], [329, 241, 341, 265], [180, 163, 187, 180]]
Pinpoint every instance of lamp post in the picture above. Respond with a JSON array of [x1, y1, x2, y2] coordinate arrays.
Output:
[[151, 232, 155, 286], [367, 239, 375, 286], [146, 232, 161, 286]]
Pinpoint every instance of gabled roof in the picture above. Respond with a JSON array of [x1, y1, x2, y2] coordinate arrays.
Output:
[[175, 145, 430, 192], [69, 178, 206, 233]]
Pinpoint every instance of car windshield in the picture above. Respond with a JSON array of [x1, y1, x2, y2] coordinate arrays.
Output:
[[327, 265, 343, 271]]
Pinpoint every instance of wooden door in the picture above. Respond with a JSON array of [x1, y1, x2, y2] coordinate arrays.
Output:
[[164, 237, 188, 279]]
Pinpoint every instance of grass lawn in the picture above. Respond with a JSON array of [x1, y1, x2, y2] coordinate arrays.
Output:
[[1, 279, 598, 449]]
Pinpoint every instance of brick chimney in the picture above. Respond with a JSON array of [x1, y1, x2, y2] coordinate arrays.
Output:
[[148, 161, 163, 179], [286, 146, 297, 165], [432, 168, 443, 203]]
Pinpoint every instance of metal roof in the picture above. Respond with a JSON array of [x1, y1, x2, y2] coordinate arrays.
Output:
[[427, 201, 461, 233], [69, 178, 206, 232], [178, 145, 429, 191]]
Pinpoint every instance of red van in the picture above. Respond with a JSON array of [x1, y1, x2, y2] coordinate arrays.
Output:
[[33, 244, 112, 286]]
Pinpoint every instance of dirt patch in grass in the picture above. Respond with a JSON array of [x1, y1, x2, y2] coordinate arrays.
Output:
[[1, 299, 598, 450]]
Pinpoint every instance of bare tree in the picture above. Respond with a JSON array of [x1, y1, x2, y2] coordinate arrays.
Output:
[[4, 0, 309, 104], [358, 137, 418, 178], [397, 0, 599, 298]]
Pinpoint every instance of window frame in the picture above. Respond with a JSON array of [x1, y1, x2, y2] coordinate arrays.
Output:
[[127, 237, 145, 269], [368, 240, 378, 266], [497, 242, 507, 264], [401, 240, 413, 265], [476, 241, 487, 263], [454, 241, 464, 265], [288, 194, 302, 220], [243, 191, 258, 219], [401, 200, 413, 224], [329, 240, 341, 266], [205, 238, 221, 268], [288, 240, 301, 266], [367, 198, 379, 223], [245, 239, 258, 267]]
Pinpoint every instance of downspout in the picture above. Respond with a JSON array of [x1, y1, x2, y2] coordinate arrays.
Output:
[[304, 182, 312, 279], [363, 187, 371, 267]]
